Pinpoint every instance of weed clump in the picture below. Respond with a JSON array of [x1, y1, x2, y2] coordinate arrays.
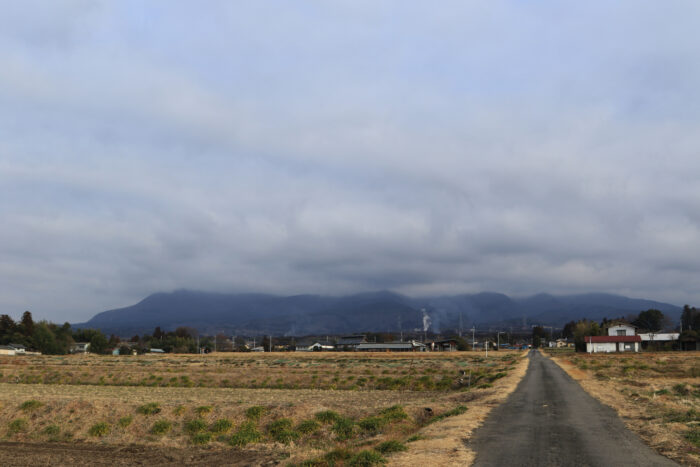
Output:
[[358, 416, 387, 434], [88, 422, 110, 437], [173, 405, 186, 416], [331, 417, 355, 440], [150, 420, 172, 435], [267, 418, 300, 444], [118, 416, 133, 428], [185, 418, 207, 434], [379, 405, 408, 421], [375, 440, 407, 454], [7, 418, 27, 435], [195, 405, 213, 416], [137, 402, 161, 415], [19, 399, 43, 412], [429, 405, 468, 424], [43, 424, 60, 436], [229, 421, 262, 447], [245, 405, 266, 421], [191, 431, 212, 445], [348, 449, 386, 466], [296, 419, 320, 434], [314, 410, 341, 424], [210, 418, 233, 434]]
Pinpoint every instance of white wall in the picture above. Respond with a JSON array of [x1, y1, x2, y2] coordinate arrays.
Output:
[[607, 325, 636, 336]]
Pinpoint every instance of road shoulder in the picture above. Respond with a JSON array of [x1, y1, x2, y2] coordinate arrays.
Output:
[[389, 351, 531, 466], [548, 352, 699, 465]]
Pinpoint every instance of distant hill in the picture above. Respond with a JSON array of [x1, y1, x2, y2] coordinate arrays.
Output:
[[76, 289, 682, 337]]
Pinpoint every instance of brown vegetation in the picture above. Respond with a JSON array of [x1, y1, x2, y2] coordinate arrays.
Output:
[[0, 351, 527, 466]]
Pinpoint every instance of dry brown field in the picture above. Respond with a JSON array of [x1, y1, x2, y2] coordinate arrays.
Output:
[[0, 350, 528, 466], [549, 351, 700, 466]]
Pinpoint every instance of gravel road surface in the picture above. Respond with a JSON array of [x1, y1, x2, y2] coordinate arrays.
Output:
[[470, 350, 677, 466]]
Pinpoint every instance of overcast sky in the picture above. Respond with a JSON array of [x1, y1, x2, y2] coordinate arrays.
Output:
[[2, 1, 700, 322]]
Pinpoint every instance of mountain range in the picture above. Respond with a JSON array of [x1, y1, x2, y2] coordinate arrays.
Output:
[[76, 290, 682, 337]]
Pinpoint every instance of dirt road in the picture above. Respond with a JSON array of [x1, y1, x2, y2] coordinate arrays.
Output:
[[470, 350, 678, 466]]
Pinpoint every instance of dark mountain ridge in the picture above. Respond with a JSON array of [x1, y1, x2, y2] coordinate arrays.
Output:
[[77, 289, 682, 337]]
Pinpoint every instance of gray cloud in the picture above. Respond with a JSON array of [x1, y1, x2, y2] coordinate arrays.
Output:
[[2, 1, 700, 322]]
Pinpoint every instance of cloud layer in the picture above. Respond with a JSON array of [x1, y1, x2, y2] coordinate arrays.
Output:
[[2, 1, 700, 321]]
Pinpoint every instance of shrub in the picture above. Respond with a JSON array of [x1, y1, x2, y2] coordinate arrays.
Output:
[[185, 418, 207, 434], [43, 424, 60, 436], [245, 405, 266, 421], [195, 405, 213, 416], [314, 410, 341, 424], [229, 421, 262, 447], [137, 402, 161, 415], [118, 416, 133, 428], [296, 419, 320, 434], [685, 427, 700, 447], [379, 405, 408, 421], [150, 420, 172, 435], [20, 399, 43, 412], [331, 417, 355, 440], [173, 405, 186, 416], [406, 434, 424, 443], [210, 418, 233, 434], [8, 418, 27, 435], [348, 450, 386, 466], [324, 448, 353, 462], [88, 422, 110, 437], [358, 416, 387, 434], [375, 440, 408, 454], [191, 432, 212, 445], [674, 383, 690, 396], [266, 418, 300, 444]]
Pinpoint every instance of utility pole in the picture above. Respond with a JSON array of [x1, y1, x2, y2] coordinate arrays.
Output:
[[471, 327, 475, 351], [269, 335, 272, 353], [497, 331, 504, 351], [459, 313, 463, 338]]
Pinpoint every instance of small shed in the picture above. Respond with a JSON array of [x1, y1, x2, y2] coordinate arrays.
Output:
[[8, 343, 26, 354]]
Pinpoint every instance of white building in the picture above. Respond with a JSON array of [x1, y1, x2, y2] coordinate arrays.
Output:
[[607, 324, 636, 336], [586, 335, 641, 353]]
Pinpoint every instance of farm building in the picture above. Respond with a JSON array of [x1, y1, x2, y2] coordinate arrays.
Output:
[[335, 335, 367, 351], [0, 345, 16, 356], [586, 335, 641, 353], [8, 343, 26, 354], [428, 339, 459, 351], [356, 341, 426, 352], [607, 323, 636, 336], [295, 342, 334, 352], [71, 342, 90, 354]]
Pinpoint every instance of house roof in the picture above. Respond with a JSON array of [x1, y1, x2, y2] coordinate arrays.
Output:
[[587, 336, 641, 343], [337, 336, 367, 345], [8, 343, 26, 349]]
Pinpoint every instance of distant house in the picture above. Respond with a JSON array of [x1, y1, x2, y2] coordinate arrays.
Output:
[[428, 339, 458, 352], [149, 348, 165, 353], [356, 341, 426, 352], [71, 342, 90, 354], [295, 342, 334, 352], [335, 335, 367, 351], [0, 345, 16, 356], [586, 335, 641, 353], [8, 343, 26, 354], [250, 346, 265, 352], [607, 323, 637, 337]]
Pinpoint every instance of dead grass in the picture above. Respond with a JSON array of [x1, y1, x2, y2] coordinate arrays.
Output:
[[548, 351, 700, 466], [388, 350, 530, 466], [0, 351, 526, 465]]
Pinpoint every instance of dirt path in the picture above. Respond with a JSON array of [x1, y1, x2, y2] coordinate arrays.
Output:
[[469, 350, 678, 466]]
